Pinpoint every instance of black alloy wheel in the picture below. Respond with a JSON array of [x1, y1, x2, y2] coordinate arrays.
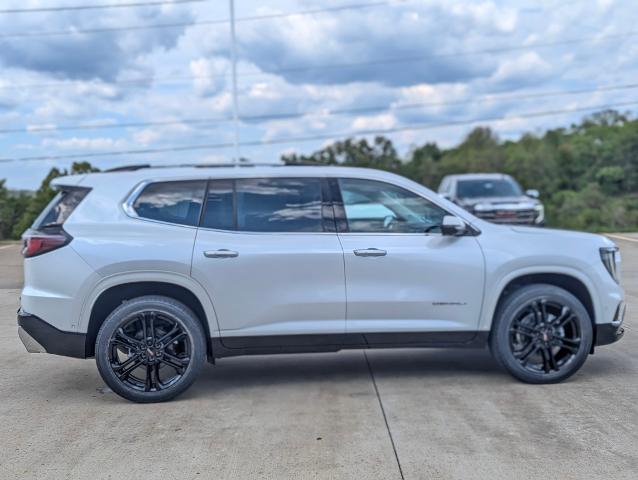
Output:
[[490, 284, 593, 384], [509, 300, 581, 374], [108, 311, 191, 392], [96, 296, 206, 403]]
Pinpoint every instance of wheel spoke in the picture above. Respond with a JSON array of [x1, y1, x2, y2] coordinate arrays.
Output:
[[145, 364, 153, 391], [552, 306, 572, 327], [116, 357, 144, 379], [530, 302, 542, 325], [112, 353, 139, 371], [157, 324, 179, 344], [545, 347, 558, 372], [540, 348, 551, 373], [149, 312, 156, 342], [557, 337, 580, 353], [514, 341, 538, 363], [510, 327, 534, 338], [540, 300, 548, 322], [113, 328, 140, 350], [140, 314, 148, 342], [161, 352, 189, 372]]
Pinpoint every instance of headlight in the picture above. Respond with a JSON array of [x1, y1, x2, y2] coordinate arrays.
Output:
[[534, 204, 544, 223], [600, 246, 621, 283]]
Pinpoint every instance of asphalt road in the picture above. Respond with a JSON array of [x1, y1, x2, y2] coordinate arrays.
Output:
[[0, 237, 637, 479]]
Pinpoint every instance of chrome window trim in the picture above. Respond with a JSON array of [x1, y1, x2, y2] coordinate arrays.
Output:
[[121, 179, 202, 230]]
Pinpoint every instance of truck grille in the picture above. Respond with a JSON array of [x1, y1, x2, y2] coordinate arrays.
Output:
[[474, 209, 537, 225]]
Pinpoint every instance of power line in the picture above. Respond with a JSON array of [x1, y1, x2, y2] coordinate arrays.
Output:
[[2, 100, 637, 163], [0, 0, 205, 14], [4, 82, 638, 135], [1, 29, 636, 92], [0, 1, 399, 39]]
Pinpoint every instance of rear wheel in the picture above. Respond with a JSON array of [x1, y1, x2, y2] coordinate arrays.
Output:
[[95, 295, 206, 403], [490, 284, 593, 384]]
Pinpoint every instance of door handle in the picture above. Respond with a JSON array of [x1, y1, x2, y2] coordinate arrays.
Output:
[[204, 249, 239, 258], [353, 248, 387, 257]]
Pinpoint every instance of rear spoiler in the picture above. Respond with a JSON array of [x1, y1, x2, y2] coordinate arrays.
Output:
[[51, 174, 87, 188]]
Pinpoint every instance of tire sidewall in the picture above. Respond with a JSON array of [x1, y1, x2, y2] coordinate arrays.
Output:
[[95, 296, 206, 403], [491, 285, 593, 384]]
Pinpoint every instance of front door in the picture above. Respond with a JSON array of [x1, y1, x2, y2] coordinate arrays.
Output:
[[334, 177, 485, 342], [191, 177, 346, 348]]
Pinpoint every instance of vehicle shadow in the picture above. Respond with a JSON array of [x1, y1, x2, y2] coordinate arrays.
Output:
[[186, 346, 633, 399], [189, 348, 505, 394]]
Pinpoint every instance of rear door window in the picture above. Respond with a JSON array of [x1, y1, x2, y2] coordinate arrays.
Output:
[[133, 180, 206, 226], [235, 178, 324, 232]]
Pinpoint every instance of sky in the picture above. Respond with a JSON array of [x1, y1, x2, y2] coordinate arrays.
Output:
[[1, 0, 637, 190]]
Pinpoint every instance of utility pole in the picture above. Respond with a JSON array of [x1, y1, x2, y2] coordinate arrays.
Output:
[[229, 0, 241, 163]]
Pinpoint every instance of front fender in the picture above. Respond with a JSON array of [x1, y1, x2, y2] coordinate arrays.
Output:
[[478, 265, 601, 331]]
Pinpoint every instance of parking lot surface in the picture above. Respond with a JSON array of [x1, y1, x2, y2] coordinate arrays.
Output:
[[1, 238, 637, 479]]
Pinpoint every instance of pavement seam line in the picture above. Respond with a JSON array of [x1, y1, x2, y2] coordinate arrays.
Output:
[[606, 234, 638, 244], [363, 350, 405, 480]]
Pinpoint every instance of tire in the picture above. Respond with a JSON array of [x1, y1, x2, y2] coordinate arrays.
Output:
[[95, 295, 207, 403], [489, 284, 593, 384]]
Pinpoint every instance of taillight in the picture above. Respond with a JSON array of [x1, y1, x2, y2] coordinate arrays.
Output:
[[22, 231, 72, 258]]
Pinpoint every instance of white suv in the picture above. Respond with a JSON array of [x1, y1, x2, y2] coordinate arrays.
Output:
[[18, 165, 625, 403]]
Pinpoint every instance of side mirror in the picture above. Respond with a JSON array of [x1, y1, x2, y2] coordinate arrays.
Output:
[[441, 215, 467, 236], [525, 189, 539, 199], [439, 192, 452, 201]]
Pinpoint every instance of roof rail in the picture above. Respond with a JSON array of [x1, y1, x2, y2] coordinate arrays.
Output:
[[104, 164, 151, 172], [103, 162, 286, 172]]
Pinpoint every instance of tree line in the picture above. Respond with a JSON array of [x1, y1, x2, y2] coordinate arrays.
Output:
[[1, 109, 636, 240]]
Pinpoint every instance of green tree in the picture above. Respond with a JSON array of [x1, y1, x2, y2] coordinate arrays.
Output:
[[280, 110, 638, 232], [10, 162, 99, 238]]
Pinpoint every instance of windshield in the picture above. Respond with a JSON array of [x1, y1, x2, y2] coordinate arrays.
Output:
[[456, 178, 522, 199]]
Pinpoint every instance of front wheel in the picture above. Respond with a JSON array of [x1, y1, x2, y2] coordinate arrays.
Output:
[[95, 295, 206, 403], [490, 284, 593, 384]]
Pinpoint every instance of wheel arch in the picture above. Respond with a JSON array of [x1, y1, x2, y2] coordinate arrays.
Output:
[[486, 271, 598, 349], [82, 276, 218, 358]]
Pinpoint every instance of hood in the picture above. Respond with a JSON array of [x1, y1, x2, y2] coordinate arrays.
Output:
[[509, 225, 615, 247]]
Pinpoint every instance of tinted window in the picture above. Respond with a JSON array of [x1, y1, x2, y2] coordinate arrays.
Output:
[[457, 178, 522, 198], [236, 178, 323, 232], [339, 178, 446, 233], [201, 180, 234, 230], [133, 180, 206, 226], [35, 187, 90, 228]]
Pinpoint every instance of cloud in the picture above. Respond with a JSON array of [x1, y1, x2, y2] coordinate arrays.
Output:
[[489, 51, 553, 87], [203, 1, 521, 87], [189, 57, 229, 97], [0, 4, 194, 81], [42, 136, 128, 150], [3, 0, 638, 190]]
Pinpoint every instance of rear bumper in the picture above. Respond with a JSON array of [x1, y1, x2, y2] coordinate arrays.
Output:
[[17, 310, 86, 358]]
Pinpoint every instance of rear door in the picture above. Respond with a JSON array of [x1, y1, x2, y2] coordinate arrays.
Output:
[[191, 177, 346, 348], [333, 177, 485, 341]]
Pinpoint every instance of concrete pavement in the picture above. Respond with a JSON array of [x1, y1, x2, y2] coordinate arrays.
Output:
[[0, 239, 636, 479]]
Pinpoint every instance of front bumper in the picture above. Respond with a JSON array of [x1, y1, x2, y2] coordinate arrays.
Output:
[[595, 323, 624, 346], [595, 302, 626, 346], [17, 310, 86, 358]]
